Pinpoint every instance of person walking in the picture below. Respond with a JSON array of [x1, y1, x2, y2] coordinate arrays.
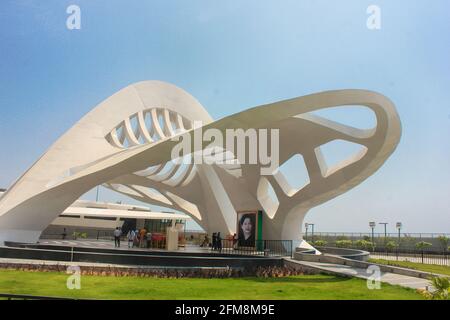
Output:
[[200, 234, 210, 247], [146, 231, 152, 248], [217, 232, 222, 252], [212, 233, 217, 251], [113, 227, 122, 248], [127, 229, 135, 248], [139, 227, 147, 248], [232, 233, 238, 249]]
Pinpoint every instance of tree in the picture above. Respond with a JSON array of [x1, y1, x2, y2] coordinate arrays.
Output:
[[385, 241, 398, 257], [415, 241, 432, 263], [437, 236, 449, 253], [385, 241, 398, 251]]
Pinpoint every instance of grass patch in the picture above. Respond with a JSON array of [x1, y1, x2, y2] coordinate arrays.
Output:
[[0, 269, 422, 300], [369, 259, 450, 276]]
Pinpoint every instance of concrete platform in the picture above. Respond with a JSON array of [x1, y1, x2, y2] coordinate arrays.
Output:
[[38, 239, 210, 253], [0, 240, 284, 270]]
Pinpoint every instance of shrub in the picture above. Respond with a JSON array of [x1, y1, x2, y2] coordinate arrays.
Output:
[[72, 232, 88, 239], [312, 240, 327, 247], [355, 240, 373, 250], [430, 276, 449, 300], [0, 263, 315, 278], [335, 240, 353, 248]]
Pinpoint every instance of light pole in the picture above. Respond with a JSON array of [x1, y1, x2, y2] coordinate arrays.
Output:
[[369, 222, 376, 251], [396, 222, 402, 260], [304, 223, 309, 242], [309, 223, 315, 243], [379, 222, 388, 238], [396, 222, 402, 243], [379, 222, 388, 248], [305, 223, 315, 243]]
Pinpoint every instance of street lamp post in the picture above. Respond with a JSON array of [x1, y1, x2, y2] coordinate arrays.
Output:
[[304, 223, 309, 242], [379, 222, 388, 238], [396, 222, 402, 260], [379, 222, 388, 251], [305, 223, 315, 243], [369, 222, 376, 251]]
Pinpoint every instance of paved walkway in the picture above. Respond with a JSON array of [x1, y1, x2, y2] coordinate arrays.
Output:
[[40, 239, 112, 247], [38, 239, 212, 253], [286, 259, 432, 290]]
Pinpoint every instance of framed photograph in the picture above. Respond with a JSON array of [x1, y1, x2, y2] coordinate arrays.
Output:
[[237, 211, 258, 247]]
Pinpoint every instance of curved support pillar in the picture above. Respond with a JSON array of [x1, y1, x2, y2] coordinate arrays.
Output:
[[196, 165, 237, 235], [262, 206, 309, 242]]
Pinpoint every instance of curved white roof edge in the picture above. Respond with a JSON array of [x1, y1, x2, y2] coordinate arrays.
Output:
[[61, 206, 190, 220], [0, 80, 401, 245]]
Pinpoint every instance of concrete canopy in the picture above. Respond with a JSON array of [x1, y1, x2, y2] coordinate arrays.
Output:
[[0, 81, 401, 245]]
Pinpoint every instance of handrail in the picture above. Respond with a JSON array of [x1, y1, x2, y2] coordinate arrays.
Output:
[[209, 239, 293, 257]]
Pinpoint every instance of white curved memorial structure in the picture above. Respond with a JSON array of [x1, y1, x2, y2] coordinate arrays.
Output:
[[0, 81, 401, 245]]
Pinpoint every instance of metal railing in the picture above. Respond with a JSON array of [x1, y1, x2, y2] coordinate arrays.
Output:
[[305, 232, 450, 266], [311, 232, 450, 238], [208, 239, 293, 257], [308, 232, 450, 249], [369, 249, 449, 266]]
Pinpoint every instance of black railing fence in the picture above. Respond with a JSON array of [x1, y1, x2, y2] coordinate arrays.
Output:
[[304, 232, 450, 266], [369, 248, 449, 266], [210, 239, 293, 257], [308, 232, 450, 252]]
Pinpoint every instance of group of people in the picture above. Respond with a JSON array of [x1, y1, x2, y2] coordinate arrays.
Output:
[[201, 232, 239, 251], [199, 232, 223, 250], [198, 213, 256, 250], [113, 227, 151, 248], [211, 232, 223, 251]]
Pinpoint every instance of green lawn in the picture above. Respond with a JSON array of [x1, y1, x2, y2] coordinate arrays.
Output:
[[0, 269, 422, 300], [369, 259, 450, 276]]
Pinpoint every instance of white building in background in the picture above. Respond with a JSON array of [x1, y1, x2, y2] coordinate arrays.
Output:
[[47, 199, 189, 233], [0, 81, 401, 246]]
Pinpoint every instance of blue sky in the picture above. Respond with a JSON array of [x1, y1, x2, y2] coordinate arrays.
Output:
[[0, 1, 449, 233]]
